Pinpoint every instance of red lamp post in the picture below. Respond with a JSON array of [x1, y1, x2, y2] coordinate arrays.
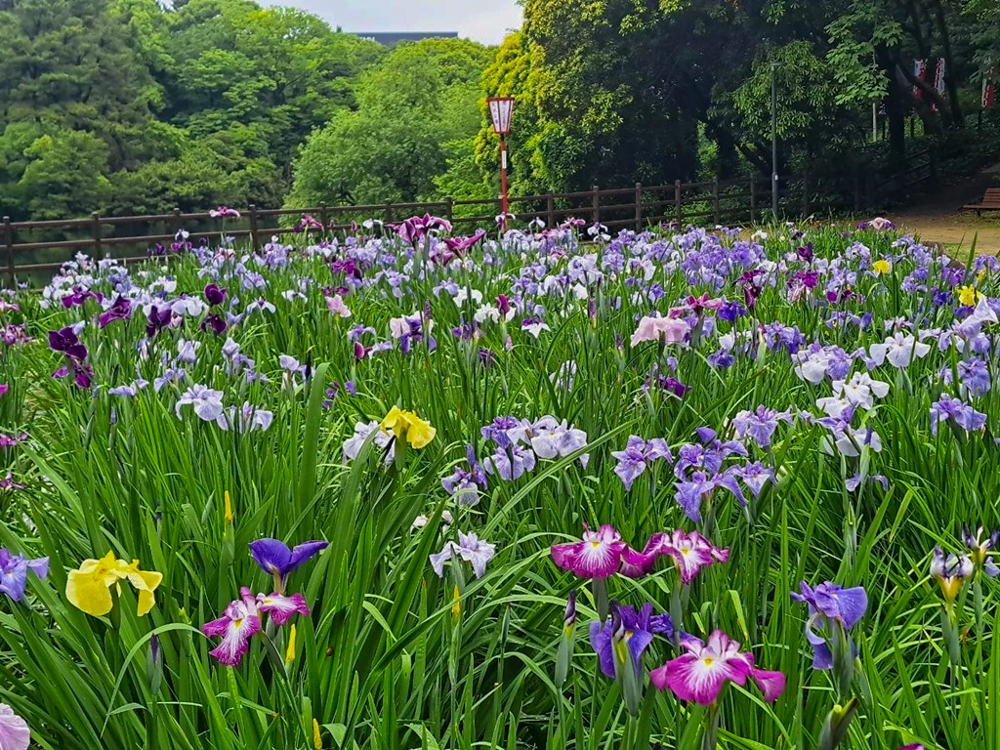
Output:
[[487, 96, 514, 230]]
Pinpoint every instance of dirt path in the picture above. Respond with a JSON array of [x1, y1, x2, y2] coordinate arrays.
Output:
[[886, 162, 1000, 254]]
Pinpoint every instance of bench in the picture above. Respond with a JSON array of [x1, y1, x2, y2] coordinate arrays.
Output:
[[963, 188, 1000, 216]]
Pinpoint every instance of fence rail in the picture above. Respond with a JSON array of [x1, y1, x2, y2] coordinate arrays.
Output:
[[3, 173, 840, 286]]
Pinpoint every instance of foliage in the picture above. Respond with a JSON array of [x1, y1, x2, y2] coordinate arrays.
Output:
[[285, 38, 492, 207], [0, 0, 382, 219]]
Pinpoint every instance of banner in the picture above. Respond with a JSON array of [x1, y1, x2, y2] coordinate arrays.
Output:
[[985, 65, 996, 110], [934, 58, 946, 96]]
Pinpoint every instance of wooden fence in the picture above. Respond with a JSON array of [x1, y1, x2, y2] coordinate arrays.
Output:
[[2, 173, 834, 286]]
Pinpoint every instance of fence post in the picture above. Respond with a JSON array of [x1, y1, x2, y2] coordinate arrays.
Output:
[[91, 212, 105, 259], [384, 201, 393, 225], [248, 204, 259, 252], [3, 217, 13, 288], [801, 171, 810, 217], [172, 208, 182, 239], [634, 182, 642, 231], [320, 204, 329, 229], [546, 192, 555, 228], [712, 177, 721, 224], [674, 180, 682, 225], [592, 185, 600, 226], [749, 175, 757, 223], [445, 196, 454, 224]]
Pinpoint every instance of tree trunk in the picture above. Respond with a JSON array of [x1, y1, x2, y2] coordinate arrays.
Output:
[[929, 0, 964, 127], [879, 50, 908, 166]]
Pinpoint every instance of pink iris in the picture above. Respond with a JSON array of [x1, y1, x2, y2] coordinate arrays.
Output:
[[202, 587, 260, 666], [621, 529, 729, 583], [551, 524, 627, 579], [650, 630, 785, 705], [658, 529, 729, 584], [257, 592, 310, 626]]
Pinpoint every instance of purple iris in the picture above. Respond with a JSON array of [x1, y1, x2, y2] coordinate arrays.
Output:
[[61, 288, 103, 308], [146, 306, 173, 337], [249, 538, 329, 591], [48, 327, 88, 361], [611, 436, 673, 491], [441, 444, 489, 505], [200, 313, 228, 336], [930, 395, 987, 436], [590, 602, 673, 678], [0, 549, 49, 602], [97, 295, 132, 328], [791, 581, 867, 670], [204, 283, 227, 306]]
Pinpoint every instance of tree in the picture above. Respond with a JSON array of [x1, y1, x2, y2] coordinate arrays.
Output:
[[286, 38, 492, 207], [18, 129, 110, 218]]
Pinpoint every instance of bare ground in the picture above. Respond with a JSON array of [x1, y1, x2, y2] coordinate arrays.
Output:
[[886, 162, 1000, 254]]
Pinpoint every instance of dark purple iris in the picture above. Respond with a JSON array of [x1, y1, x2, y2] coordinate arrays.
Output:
[[97, 295, 132, 328], [48, 327, 88, 360], [200, 313, 227, 336], [331, 258, 361, 279], [739, 269, 763, 309], [496, 295, 511, 316], [204, 283, 227, 306], [146, 306, 173, 337], [61, 288, 103, 309], [796, 243, 814, 262]]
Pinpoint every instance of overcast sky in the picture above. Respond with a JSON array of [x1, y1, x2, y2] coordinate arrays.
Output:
[[271, 0, 523, 44]]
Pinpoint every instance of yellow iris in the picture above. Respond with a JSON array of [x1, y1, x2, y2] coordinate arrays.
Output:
[[66, 551, 163, 617], [224, 490, 234, 525], [381, 406, 436, 448], [313, 718, 323, 750], [872, 259, 891, 275], [957, 285, 982, 306]]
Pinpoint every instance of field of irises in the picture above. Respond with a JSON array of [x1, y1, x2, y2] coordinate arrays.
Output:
[[0, 213, 996, 750]]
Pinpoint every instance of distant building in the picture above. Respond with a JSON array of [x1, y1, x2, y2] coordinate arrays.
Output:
[[354, 32, 458, 46]]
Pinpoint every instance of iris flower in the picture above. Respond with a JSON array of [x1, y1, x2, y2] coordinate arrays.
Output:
[[790, 581, 867, 670], [256, 592, 310, 625], [66, 552, 162, 617], [650, 630, 785, 705], [202, 587, 260, 666], [381, 407, 436, 448], [430, 532, 496, 579], [962, 527, 999, 577], [930, 547, 973, 603], [630, 316, 690, 347], [0, 549, 49, 602], [0, 704, 29, 750], [551, 524, 627, 579], [249, 538, 328, 592], [590, 602, 673, 678]]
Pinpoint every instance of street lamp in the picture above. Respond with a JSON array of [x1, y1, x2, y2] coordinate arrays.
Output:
[[487, 96, 514, 230], [770, 62, 779, 221]]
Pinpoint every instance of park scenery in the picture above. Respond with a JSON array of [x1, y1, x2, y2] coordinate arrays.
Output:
[[3, 1, 1000, 750]]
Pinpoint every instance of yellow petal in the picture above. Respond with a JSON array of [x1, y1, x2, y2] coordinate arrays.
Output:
[[381, 406, 404, 438], [406, 417, 436, 449], [66, 569, 114, 617], [312, 718, 322, 750], [126, 567, 163, 617]]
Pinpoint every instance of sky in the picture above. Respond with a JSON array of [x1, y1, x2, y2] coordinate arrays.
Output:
[[271, 0, 524, 44]]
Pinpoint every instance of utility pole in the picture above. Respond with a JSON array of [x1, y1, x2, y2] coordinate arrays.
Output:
[[771, 62, 779, 221]]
